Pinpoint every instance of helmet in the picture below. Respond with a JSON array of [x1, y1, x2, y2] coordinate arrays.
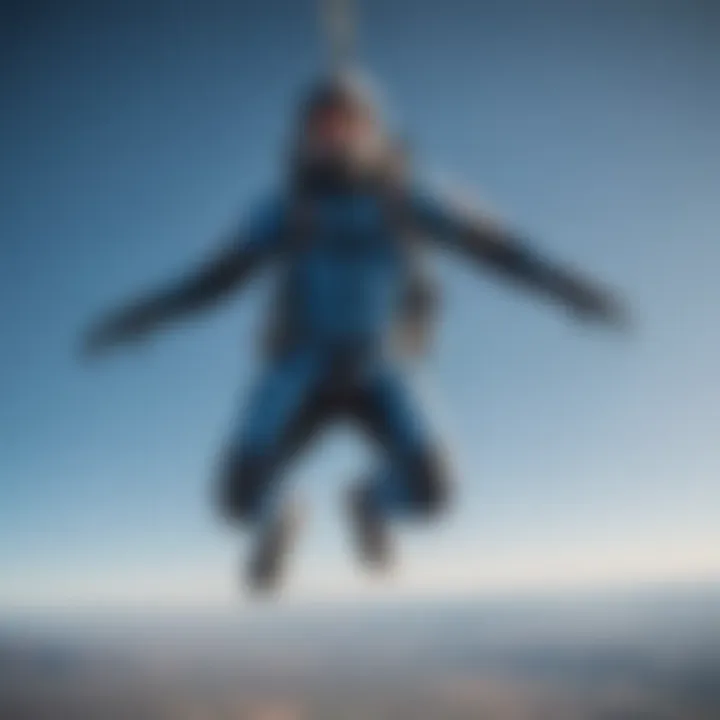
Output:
[[291, 71, 392, 188], [299, 70, 381, 128]]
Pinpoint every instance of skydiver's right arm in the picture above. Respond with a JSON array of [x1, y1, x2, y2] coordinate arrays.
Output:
[[82, 199, 285, 356]]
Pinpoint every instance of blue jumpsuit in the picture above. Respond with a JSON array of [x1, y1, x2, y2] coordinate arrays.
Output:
[[221, 185, 460, 524], [86, 143, 619, 537]]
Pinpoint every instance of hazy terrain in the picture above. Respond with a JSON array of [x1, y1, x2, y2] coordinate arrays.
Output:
[[2, 583, 719, 719]]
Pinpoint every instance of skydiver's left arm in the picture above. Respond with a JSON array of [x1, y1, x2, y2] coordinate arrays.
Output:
[[410, 185, 628, 327]]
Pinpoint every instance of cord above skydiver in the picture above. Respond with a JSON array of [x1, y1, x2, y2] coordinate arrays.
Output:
[[83, 68, 629, 592]]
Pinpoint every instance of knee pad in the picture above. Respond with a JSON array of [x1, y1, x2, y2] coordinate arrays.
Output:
[[216, 451, 269, 524], [408, 446, 451, 517]]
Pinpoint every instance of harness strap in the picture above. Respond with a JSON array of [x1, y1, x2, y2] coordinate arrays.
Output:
[[262, 178, 439, 360]]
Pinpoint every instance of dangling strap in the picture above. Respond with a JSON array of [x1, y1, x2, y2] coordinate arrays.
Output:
[[320, 0, 357, 74], [379, 175, 441, 358]]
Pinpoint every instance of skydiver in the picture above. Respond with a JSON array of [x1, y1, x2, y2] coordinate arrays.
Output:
[[83, 73, 628, 592]]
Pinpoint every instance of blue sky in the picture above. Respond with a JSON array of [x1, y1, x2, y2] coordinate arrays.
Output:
[[1, 0, 719, 608]]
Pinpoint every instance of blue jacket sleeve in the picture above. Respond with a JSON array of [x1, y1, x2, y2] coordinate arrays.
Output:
[[408, 182, 627, 325], [84, 195, 288, 352]]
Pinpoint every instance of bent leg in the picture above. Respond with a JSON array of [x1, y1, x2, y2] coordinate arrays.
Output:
[[218, 349, 325, 525], [354, 364, 451, 519]]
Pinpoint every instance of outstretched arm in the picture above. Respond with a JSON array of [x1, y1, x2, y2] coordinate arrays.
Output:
[[410, 185, 628, 327], [83, 200, 285, 355]]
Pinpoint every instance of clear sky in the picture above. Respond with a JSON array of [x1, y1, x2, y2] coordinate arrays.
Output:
[[1, 0, 719, 609]]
